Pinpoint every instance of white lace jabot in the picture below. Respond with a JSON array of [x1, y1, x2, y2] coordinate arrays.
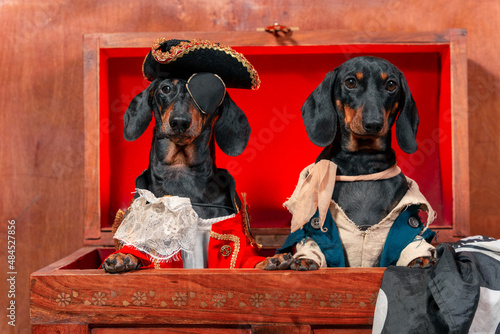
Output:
[[114, 189, 234, 262]]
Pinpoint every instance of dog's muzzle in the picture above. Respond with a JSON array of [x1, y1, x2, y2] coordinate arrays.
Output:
[[169, 114, 191, 134]]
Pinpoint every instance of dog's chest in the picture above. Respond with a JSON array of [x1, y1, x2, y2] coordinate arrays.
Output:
[[332, 175, 407, 228], [147, 172, 236, 219]]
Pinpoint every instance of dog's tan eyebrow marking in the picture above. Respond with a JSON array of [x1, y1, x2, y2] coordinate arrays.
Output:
[[380, 73, 388, 81], [172, 79, 179, 85], [356, 72, 363, 80], [391, 102, 399, 114], [336, 99, 343, 111]]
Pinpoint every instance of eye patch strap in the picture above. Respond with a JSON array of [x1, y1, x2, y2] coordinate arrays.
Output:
[[186, 72, 226, 114]]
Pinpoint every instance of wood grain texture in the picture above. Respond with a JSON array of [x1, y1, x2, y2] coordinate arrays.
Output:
[[252, 325, 312, 334], [30, 248, 384, 328], [83, 34, 102, 240], [2, 1, 500, 333], [449, 30, 470, 237], [32, 324, 89, 334], [91, 328, 251, 334], [88, 326, 371, 334]]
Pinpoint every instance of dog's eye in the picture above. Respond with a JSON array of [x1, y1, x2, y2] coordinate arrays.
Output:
[[345, 78, 357, 89], [386, 80, 397, 92], [161, 85, 172, 94]]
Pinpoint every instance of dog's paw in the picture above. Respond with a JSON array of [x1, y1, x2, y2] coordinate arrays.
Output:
[[256, 253, 295, 270], [102, 253, 142, 273], [290, 258, 319, 271], [408, 256, 437, 269]]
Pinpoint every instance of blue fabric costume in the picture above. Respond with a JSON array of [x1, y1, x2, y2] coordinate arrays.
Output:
[[278, 205, 435, 267]]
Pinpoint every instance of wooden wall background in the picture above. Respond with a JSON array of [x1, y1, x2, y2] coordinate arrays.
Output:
[[1, 0, 499, 332]]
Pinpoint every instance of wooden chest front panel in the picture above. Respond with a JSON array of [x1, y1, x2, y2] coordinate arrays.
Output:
[[31, 248, 383, 332]]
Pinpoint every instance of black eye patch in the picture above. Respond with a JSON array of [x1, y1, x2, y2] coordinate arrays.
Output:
[[186, 72, 226, 114]]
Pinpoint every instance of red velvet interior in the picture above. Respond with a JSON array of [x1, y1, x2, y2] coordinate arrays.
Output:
[[59, 249, 115, 270], [99, 44, 452, 231]]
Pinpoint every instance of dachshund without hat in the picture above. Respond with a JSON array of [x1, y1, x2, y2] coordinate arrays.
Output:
[[260, 56, 436, 271]]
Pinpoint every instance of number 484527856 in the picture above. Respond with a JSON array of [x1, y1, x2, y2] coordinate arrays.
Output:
[[8, 220, 15, 270]]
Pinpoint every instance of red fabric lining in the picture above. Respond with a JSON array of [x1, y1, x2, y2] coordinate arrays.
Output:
[[99, 45, 453, 230]]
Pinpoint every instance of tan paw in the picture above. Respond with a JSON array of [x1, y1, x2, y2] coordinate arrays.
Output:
[[408, 256, 437, 269], [256, 253, 295, 270], [103, 253, 142, 273], [290, 258, 319, 271]]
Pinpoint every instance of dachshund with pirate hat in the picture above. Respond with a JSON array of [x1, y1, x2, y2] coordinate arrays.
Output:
[[103, 39, 265, 273]]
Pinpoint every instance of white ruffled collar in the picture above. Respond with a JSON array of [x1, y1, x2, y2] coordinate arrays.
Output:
[[114, 189, 234, 262]]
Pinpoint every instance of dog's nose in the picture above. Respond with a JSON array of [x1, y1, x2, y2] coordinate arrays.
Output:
[[363, 120, 383, 134], [169, 116, 191, 133]]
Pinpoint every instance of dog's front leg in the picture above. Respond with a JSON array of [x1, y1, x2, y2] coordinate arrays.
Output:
[[289, 237, 324, 270], [256, 253, 320, 271], [408, 256, 437, 269], [103, 253, 142, 273], [289, 258, 319, 271], [255, 253, 295, 270]]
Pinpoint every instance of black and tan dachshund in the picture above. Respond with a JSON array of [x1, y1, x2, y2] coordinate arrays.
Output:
[[103, 73, 251, 272], [261, 56, 436, 271], [124, 74, 249, 218], [306, 56, 414, 228]]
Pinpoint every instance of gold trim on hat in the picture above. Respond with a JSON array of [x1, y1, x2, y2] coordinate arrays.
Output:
[[146, 38, 260, 90]]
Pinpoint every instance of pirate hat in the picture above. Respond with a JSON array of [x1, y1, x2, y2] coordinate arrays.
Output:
[[142, 38, 260, 90]]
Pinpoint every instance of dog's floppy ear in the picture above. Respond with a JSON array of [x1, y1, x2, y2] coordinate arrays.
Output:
[[301, 70, 338, 147], [214, 93, 251, 156], [123, 80, 159, 141], [396, 75, 419, 153]]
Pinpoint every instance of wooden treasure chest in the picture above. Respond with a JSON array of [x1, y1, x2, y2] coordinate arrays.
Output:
[[31, 29, 468, 333]]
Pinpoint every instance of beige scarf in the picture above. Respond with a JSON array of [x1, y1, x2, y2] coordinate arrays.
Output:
[[284, 160, 402, 233]]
